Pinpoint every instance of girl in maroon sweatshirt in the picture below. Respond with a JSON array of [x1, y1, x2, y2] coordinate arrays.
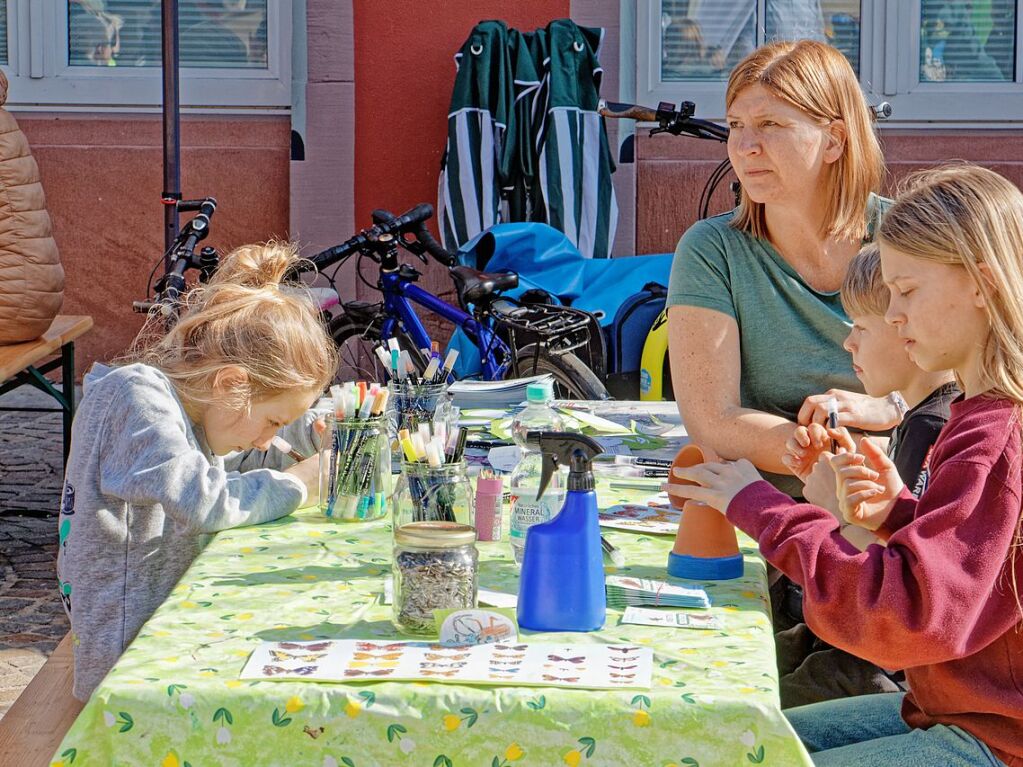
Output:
[[668, 164, 1023, 766]]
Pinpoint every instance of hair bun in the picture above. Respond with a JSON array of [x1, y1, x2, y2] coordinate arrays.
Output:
[[212, 241, 300, 289]]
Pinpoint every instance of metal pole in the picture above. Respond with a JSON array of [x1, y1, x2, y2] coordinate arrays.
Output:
[[162, 0, 181, 268]]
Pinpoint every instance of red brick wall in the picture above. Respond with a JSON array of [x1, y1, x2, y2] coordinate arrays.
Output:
[[18, 113, 290, 371], [635, 129, 1023, 254]]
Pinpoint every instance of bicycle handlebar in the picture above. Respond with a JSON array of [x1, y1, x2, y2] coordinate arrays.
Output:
[[296, 202, 457, 277], [599, 99, 729, 142]]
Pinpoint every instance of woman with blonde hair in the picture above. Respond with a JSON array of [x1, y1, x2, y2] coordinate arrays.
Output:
[[666, 163, 1023, 765], [56, 241, 337, 700]]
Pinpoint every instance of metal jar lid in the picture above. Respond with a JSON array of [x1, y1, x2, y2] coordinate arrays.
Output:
[[394, 521, 477, 548]]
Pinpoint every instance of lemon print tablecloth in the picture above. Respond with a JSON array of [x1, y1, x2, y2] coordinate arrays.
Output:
[[52, 488, 812, 766]]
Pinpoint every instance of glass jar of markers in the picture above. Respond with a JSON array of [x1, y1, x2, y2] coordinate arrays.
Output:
[[317, 413, 391, 521], [389, 380, 452, 434], [393, 460, 475, 529], [392, 521, 478, 635]]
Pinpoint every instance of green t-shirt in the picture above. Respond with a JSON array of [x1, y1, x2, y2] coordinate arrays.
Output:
[[666, 198, 889, 496]]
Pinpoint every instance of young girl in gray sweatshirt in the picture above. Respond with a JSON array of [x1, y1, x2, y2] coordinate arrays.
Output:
[[56, 242, 338, 700]]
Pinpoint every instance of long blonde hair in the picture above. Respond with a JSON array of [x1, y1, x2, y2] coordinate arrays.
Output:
[[726, 40, 884, 241], [879, 163, 1023, 611], [128, 240, 337, 412]]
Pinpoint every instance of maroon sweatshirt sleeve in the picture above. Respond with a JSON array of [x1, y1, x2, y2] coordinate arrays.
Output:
[[874, 486, 917, 540], [726, 457, 1022, 671]]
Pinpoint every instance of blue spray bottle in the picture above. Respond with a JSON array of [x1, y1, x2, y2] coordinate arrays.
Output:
[[517, 431, 606, 632]]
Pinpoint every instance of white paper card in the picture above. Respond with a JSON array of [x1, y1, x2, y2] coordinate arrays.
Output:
[[621, 606, 723, 631], [241, 640, 652, 690]]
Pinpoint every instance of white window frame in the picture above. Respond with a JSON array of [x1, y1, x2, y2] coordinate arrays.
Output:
[[637, 0, 1023, 126], [2, 0, 291, 112]]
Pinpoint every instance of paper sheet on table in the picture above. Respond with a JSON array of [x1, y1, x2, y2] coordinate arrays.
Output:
[[557, 408, 633, 435], [620, 606, 723, 630], [599, 499, 681, 535], [241, 639, 652, 690]]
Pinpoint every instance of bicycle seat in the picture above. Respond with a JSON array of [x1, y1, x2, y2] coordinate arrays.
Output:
[[449, 266, 519, 306]]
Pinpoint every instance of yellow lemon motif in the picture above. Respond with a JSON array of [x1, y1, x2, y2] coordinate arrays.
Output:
[[442, 714, 461, 731], [49, 762, 65, 767], [225, 680, 243, 689], [236, 613, 253, 621], [344, 701, 362, 718], [240, 547, 254, 554], [711, 660, 729, 668], [563, 750, 582, 766], [505, 743, 524, 761], [285, 696, 304, 713], [632, 710, 652, 727], [162, 754, 180, 767], [181, 601, 198, 609]]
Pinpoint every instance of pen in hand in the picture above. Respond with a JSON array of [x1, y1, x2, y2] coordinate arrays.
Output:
[[826, 396, 839, 454], [271, 435, 307, 463]]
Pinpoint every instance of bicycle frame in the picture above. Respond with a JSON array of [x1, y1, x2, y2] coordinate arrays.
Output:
[[376, 263, 512, 381]]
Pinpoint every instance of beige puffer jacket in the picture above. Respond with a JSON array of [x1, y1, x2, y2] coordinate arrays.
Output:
[[0, 69, 63, 344]]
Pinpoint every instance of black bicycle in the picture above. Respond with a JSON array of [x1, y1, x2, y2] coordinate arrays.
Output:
[[133, 197, 219, 327], [287, 204, 609, 400]]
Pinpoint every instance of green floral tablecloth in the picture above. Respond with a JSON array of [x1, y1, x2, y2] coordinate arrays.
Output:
[[52, 486, 812, 767]]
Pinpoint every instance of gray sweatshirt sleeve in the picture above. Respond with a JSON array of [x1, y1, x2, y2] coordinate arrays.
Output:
[[97, 373, 306, 533]]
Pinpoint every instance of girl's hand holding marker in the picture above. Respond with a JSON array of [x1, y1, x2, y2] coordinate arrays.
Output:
[[781, 422, 856, 481]]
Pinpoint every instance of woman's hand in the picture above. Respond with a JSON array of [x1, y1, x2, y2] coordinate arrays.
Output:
[[833, 438, 903, 531], [782, 424, 855, 481], [285, 453, 321, 506], [798, 389, 903, 431], [802, 454, 841, 518], [661, 458, 764, 513]]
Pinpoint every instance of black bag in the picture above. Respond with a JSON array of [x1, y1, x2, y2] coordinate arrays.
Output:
[[604, 282, 667, 399]]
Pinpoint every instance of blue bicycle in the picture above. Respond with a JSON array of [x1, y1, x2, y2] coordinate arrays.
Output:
[[292, 204, 608, 400]]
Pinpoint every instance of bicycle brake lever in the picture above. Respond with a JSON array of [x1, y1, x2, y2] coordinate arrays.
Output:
[[400, 232, 430, 264]]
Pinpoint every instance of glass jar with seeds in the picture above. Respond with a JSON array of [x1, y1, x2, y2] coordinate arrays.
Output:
[[394, 460, 475, 529], [317, 413, 391, 521], [392, 521, 478, 635]]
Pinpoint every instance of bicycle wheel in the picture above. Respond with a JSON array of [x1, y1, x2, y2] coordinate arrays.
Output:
[[328, 313, 427, 384], [513, 344, 609, 400], [329, 314, 387, 383]]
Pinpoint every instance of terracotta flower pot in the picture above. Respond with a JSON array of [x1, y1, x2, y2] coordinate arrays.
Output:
[[666, 443, 743, 580]]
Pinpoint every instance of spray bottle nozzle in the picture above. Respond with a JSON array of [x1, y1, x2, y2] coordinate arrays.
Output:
[[526, 431, 604, 498]]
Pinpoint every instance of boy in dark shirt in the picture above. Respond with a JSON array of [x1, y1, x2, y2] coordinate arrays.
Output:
[[777, 243, 959, 706]]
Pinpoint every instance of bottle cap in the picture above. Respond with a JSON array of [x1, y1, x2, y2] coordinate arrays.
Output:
[[394, 521, 476, 548], [526, 381, 553, 403]]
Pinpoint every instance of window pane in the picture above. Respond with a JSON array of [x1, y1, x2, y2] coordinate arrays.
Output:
[[661, 0, 756, 81], [766, 0, 861, 74], [68, 0, 269, 69], [0, 1, 7, 65], [920, 0, 1015, 82], [661, 2, 860, 81]]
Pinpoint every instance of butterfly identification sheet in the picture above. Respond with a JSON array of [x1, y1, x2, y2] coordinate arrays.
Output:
[[241, 640, 653, 690]]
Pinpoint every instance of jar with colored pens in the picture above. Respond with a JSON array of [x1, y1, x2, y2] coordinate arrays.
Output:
[[318, 411, 391, 522]]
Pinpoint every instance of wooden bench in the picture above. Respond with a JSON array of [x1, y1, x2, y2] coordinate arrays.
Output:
[[0, 634, 84, 766], [0, 315, 93, 473]]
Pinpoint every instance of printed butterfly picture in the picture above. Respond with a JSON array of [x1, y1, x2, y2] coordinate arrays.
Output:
[[343, 668, 394, 677], [357, 641, 406, 651], [489, 659, 522, 667], [489, 666, 521, 674], [424, 652, 470, 661], [608, 646, 640, 653], [353, 651, 402, 661], [279, 641, 331, 652], [263, 664, 317, 676], [420, 661, 467, 669], [547, 655, 585, 664], [609, 672, 636, 678], [542, 674, 579, 682], [494, 644, 528, 651], [270, 650, 325, 663], [609, 664, 638, 670], [349, 660, 399, 669], [421, 669, 458, 677]]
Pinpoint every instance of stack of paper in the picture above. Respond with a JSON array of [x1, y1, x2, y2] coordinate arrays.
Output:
[[447, 374, 554, 409], [605, 575, 711, 609]]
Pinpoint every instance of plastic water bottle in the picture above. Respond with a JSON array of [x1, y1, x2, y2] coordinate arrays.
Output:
[[509, 381, 565, 564]]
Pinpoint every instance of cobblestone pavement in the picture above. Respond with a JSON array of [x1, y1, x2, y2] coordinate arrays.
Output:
[[0, 385, 73, 719]]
